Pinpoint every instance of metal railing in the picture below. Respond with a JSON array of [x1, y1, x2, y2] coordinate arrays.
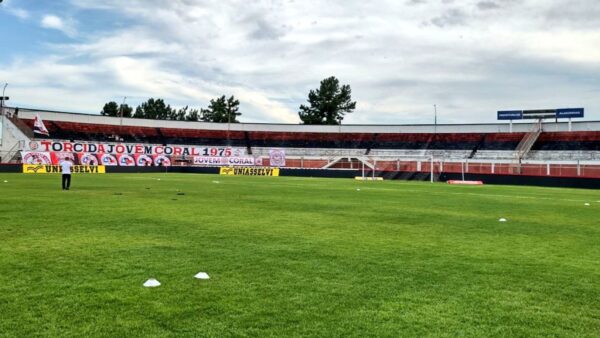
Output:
[[0, 140, 25, 163], [514, 120, 542, 160]]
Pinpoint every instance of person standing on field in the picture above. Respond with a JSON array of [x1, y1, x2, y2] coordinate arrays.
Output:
[[60, 159, 73, 190]]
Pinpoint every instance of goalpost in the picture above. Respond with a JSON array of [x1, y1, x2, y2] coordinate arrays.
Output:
[[354, 155, 445, 183], [359, 160, 377, 181]]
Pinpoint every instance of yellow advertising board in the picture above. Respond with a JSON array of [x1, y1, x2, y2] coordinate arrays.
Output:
[[354, 177, 384, 181], [23, 165, 106, 174], [219, 167, 280, 176]]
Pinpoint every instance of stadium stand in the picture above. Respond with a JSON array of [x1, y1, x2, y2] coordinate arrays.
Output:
[[18, 116, 600, 156], [3, 107, 600, 180]]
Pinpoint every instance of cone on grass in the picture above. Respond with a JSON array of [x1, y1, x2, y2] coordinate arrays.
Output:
[[194, 272, 210, 280], [143, 278, 161, 287]]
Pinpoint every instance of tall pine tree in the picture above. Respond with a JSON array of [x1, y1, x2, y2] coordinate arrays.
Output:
[[298, 76, 356, 125], [200, 95, 242, 123]]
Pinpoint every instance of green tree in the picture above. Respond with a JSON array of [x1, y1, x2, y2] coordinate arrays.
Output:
[[172, 106, 186, 121], [101, 101, 133, 117], [173, 106, 201, 121], [101, 101, 118, 117], [185, 108, 201, 121], [133, 98, 173, 120], [119, 104, 133, 118], [298, 76, 356, 125], [200, 95, 241, 123]]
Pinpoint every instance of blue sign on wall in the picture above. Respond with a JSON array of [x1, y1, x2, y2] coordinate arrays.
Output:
[[497, 110, 523, 120], [498, 108, 584, 120], [556, 108, 584, 118]]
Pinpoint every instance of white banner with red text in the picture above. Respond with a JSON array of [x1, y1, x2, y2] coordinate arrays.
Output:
[[22, 151, 267, 167], [21, 151, 172, 167], [27, 140, 246, 157], [193, 156, 263, 166], [22, 141, 286, 167]]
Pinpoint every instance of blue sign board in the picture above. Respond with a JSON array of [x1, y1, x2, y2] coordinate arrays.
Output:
[[497, 110, 523, 120], [498, 108, 584, 120], [556, 108, 584, 118]]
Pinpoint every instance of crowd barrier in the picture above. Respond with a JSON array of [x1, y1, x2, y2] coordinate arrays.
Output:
[[293, 159, 600, 179], [2, 162, 599, 189], [369, 160, 600, 179]]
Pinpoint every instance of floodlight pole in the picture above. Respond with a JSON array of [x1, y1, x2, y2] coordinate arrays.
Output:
[[119, 96, 127, 127], [434, 104, 437, 134], [0, 83, 6, 149], [227, 110, 231, 143], [1, 83, 7, 116], [114, 96, 127, 142], [119, 96, 127, 137]]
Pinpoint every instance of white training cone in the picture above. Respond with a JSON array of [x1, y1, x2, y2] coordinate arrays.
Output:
[[584, 203, 591, 206], [213, 181, 220, 184], [356, 188, 361, 191], [143, 278, 161, 287], [3, 180, 7, 183], [499, 218, 507, 222], [194, 272, 210, 280]]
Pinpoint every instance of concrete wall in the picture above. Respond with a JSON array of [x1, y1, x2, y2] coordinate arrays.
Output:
[[0, 114, 30, 162], [12, 107, 600, 134]]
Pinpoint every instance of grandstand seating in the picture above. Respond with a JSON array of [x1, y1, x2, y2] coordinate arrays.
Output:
[[527, 151, 600, 161], [17, 117, 600, 161], [22, 119, 164, 144], [534, 132, 600, 151], [160, 128, 246, 147], [478, 133, 525, 150], [10, 111, 600, 180]]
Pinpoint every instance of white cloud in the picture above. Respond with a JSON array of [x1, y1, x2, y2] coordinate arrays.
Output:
[[41, 15, 77, 37], [6, 7, 30, 20], [41, 15, 64, 29], [2, 0, 598, 123]]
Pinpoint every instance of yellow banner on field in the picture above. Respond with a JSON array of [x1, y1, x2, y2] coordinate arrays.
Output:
[[23, 165, 106, 174], [220, 167, 280, 176], [354, 177, 384, 181]]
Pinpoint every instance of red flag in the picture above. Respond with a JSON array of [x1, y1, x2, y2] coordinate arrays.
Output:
[[33, 114, 50, 136]]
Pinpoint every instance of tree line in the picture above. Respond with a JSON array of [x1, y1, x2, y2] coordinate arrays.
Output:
[[101, 76, 356, 125], [101, 95, 241, 123]]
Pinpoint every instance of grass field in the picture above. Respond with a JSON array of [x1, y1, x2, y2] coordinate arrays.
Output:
[[0, 173, 599, 337]]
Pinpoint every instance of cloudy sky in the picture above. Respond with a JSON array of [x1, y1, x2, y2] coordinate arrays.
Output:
[[0, 0, 599, 124]]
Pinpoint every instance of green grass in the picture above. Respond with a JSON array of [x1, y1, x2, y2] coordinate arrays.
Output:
[[0, 173, 599, 337]]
